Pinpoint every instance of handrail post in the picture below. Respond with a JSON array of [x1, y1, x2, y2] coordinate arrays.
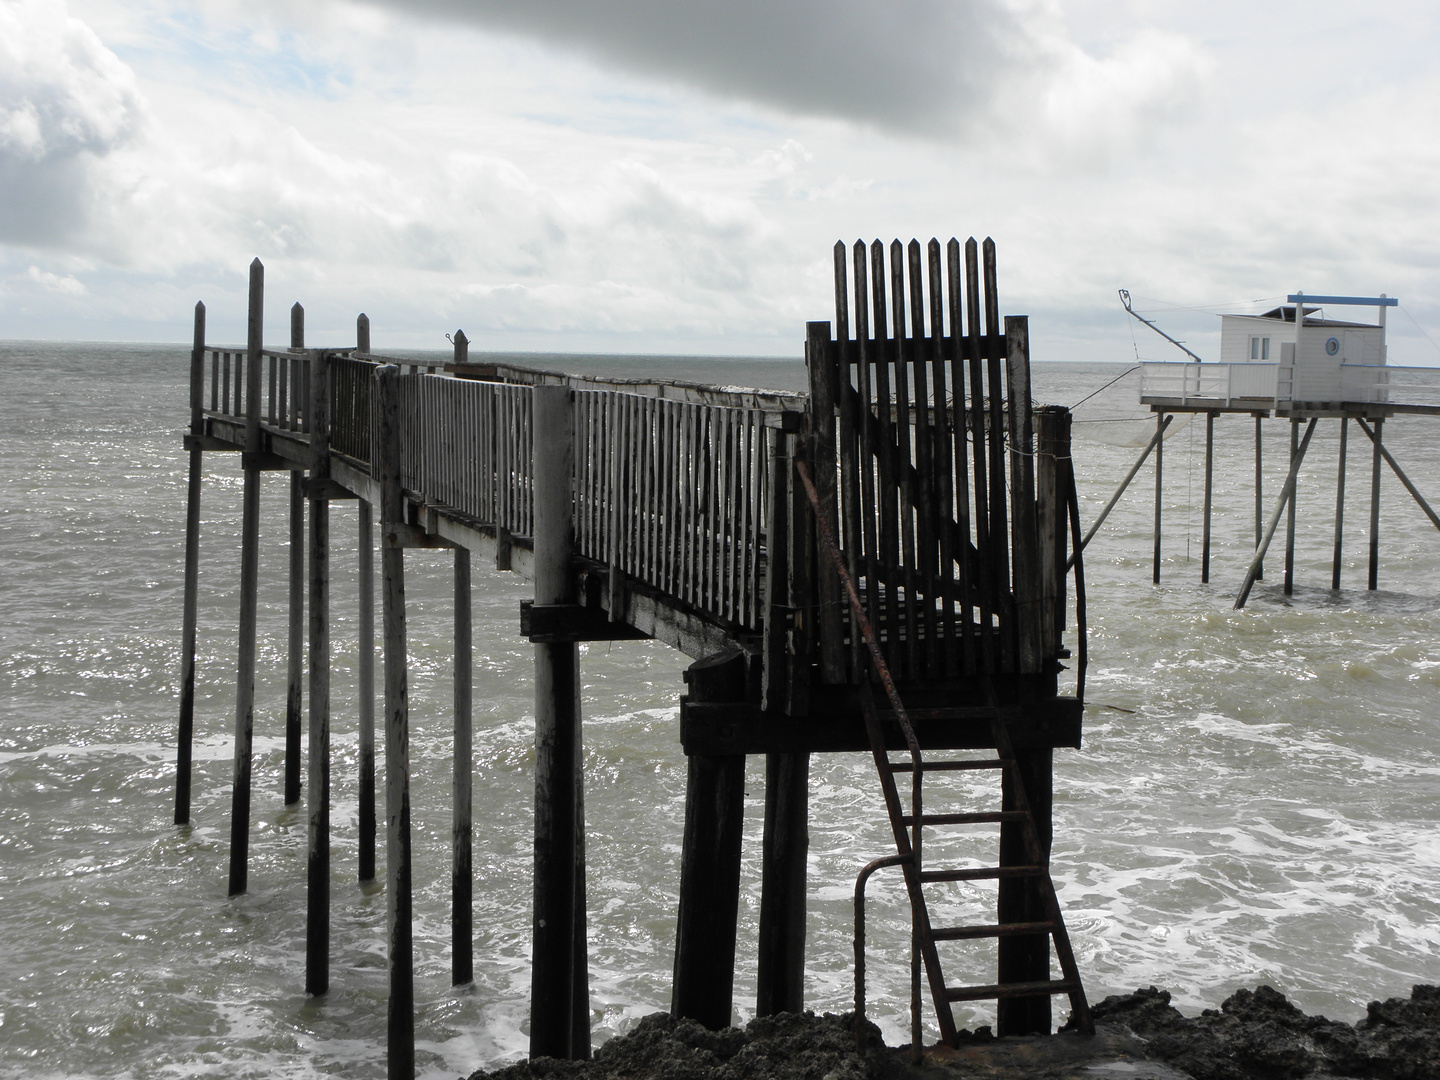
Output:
[[306, 349, 332, 997], [175, 300, 206, 824]]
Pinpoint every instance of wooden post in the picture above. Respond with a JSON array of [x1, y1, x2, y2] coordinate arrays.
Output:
[[452, 547, 473, 986], [1254, 415, 1264, 580], [997, 748, 1053, 1036], [1332, 417, 1348, 589], [1035, 408, 1064, 657], [530, 384, 588, 1060], [306, 349, 332, 997], [358, 499, 376, 882], [453, 329, 469, 364], [357, 313, 371, 355], [1235, 419, 1319, 608], [175, 300, 206, 825], [285, 472, 305, 805], [376, 364, 414, 1079], [805, 321, 844, 683], [760, 429, 790, 713], [291, 301, 305, 350], [1202, 411, 1215, 584], [1152, 411, 1164, 584], [228, 257, 263, 897], [756, 750, 809, 1016], [1368, 416, 1384, 590], [671, 650, 747, 1030], [1005, 316, 1039, 671], [1284, 418, 1299, 595]]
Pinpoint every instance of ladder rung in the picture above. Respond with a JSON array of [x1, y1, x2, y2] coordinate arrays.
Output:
[[945, 978, 1080, 1003], [930, 920, 1058, 942], [901, 811, 1028, 827], [919, 865, 1044, 883], [887, 759, 1006, 773]]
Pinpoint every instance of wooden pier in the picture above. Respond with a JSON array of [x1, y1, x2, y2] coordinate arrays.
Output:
[[173, 239, 1093, 1077]]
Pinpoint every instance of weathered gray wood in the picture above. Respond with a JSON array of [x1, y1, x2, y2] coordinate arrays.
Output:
[[945, 239, 974, 673], [376, 365, 414, 1080], [1202, 412, 1215, 584], [833, 241, 863, 677], [175, 300, 206, 825], [292, 302, 304, 350], [890, 241, 920, 679], [907, 240, 938, 674], [357, 499, 376, 882], [1368, 416, 1384, 590], [1153, 411, 1164, 585], [982, 239, 1012, 670], [761, 428, 791, 712], [997, 747, 1053, 1036], [1235, 419, 1319, 608], [756, 750, 810, 1016], [853, 242, 883, 662], [531, 384, 587, 1060], [1284, 418, 1299, 595], [1005, 316, 1040, 672], [927, 239, 957, 674], [806, 321, 844, 682], [1254, 415, 1265, 580], [452, 328, 469, 364], [671, 650, 748, 1031], [356, 312, 371, 355], [228, 257, 264, 897], [285, 471, 305, 805], [453, 546, 473, 986], [1036, 408, 1062, 658], [306, 349, 331, 997], [1332, 418, 1347, 589]]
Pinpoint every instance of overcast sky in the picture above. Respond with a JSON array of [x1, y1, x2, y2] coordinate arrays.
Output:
[[3, 0, 1439, 363]]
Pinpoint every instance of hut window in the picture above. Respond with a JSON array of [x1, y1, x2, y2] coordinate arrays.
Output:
[[1250, 336, 1271, 360]]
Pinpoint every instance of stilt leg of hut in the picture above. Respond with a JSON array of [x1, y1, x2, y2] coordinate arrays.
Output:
[[358, 500, 376, 883], [306, 350, 332, 997], [530, 384, 588, 1060], [756, 750, 810, 1016], [671, 649, 747, 1031], [1369, 417, 1384, 590], [452, 547, 473, 987], [228, 258, 264, 897], [997, 747, 1053, 1036], [1202, 412, 1215, 584], [285, 471, 306, 805], [1152, 412, 1164, 584], [1254, 415, 1265, 580], [1332, 418, 1348, 589], [175, 301, 206, 826], [376, 365, 414, 1080], [1284, 418, 1299, 596]]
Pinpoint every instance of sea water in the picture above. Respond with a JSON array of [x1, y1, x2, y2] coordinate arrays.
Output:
[[0, 342, 1437, 1079]]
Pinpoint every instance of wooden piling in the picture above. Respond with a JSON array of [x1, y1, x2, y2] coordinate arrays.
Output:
[[756, 750, 810, 1016], [357, 313, 371, 355], [1368, 417, 1384, 590], [1284, 418, 1300, 595], [1235, 419, 1319, 609], [453, 547, 473, 987], [671, 650, 747, 1030], [358, 499, 376, 882], [285, 472, 305, 805], [228, 257, 264, 897], [1153, 411, 1164, 584], [453, 329, 469, 364], [1202, 412, 1215, 584], [376, 364, 414, 1080], [530, 384, 588, 1061], [1332, 418, 1348, 589], [997, 748, 1053, 1036], [175, 300, 206, 825], [306, 349, 332, 997], [1254, 415, 1265, 580], [805, 321, 844, 683]]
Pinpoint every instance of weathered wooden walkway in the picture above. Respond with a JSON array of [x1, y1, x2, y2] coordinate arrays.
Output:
[[173, 238, 1091, 1078]]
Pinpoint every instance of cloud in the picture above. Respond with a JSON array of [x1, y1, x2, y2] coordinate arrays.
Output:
[[26, 264, 86, 294], [0, 0, 146, 246]]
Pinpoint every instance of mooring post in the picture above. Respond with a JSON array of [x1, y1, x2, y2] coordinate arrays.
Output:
[[671, 650, 747, 1030], [530, 384, 588, 1060], [452, 329, 469, 365], [228, 257, 264, 897], [1202, 411, 1215, 584], [997, 748, 1053, 1036], [358, 499, 376, 882], [452, 546, 473, 987], [1332, 417, 1348, 589], [175, 300, 206, 825], [1152, 411, 1164, 584], [1368, 416, 1384, 590], [1254, 415, 1265, 580], [756, 749, 810, 1016], [306, 349, 333, 996], [1284, 417, 1300, 595], [357, 313, 371, 356], [376, 364, 414, 1079], [285, 305, 307, 806]]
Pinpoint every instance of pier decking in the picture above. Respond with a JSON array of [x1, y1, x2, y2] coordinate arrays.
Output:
[[173, 239, 1092, 1077]]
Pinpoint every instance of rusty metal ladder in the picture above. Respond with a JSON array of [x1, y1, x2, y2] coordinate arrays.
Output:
[[794, 460, 1093, 1049]]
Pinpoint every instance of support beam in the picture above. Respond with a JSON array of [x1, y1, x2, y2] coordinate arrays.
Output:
[[175, 300, 205, 825], [306, 349, 331, 997], [1202, 412, 1215, 584], [756, 750, 810, 1016], [1332, 418, 1347, 589], [1284, 418, 1299, 596], [1065, 414, 1172, 571], [1356, 416, 1440, 534], [357, 499, 376, 882], [228, 257, 264, 897], [671, 650, 747, 1030], [1152, 412, 1164, 584], [452, 547, 473, 987], [1369, 417, 1384, 589], [530, 384, 588, 1061], [1235, 419, 1319, 608], [997, 748, 1053, 1036], [285, 472, 305, 805], [377, 365, 414, 1080], [1254, 415, 1265, 580]]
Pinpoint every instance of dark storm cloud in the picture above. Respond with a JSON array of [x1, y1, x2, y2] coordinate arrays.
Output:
[[361, 0, 1022, 132]]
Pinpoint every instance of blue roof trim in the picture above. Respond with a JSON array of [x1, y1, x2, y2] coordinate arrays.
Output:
[[1287, 293, 1398, 306]]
